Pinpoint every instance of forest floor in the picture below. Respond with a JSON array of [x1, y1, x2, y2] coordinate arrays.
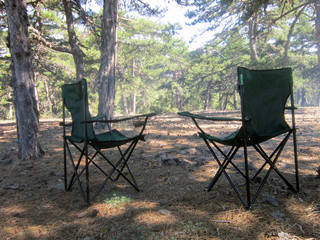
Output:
[[0, 107, 320, 240]]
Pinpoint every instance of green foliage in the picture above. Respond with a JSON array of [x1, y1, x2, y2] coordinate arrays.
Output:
[[103, 193, 132, 207], [116, 17, 190, 114], [181, 220, 204, 234]]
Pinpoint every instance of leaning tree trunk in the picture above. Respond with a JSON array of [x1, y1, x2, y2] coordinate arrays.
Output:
[[62, 0, 85, 81], [283, 6, 305, 67], [97, 0, 118, 123], [5, 0, 44, 160]]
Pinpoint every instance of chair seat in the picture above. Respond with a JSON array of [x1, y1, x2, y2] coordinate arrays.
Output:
[[65, 129, 145, 148], [93, 129, 144, 149], [199, 126, 291, 146]]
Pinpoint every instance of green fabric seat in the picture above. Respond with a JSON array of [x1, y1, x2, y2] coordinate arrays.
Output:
[[179, 67, 299, 209], [61, 79, 156, 206], [93, 130, 143, 149]]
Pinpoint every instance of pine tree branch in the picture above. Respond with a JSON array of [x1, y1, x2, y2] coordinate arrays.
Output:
[[29, 26, 74, 54]]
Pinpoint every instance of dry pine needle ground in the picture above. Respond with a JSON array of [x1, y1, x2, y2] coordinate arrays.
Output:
[[0, 108, 319, 240]]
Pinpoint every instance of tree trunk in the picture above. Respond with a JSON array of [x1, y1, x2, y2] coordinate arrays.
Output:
[[300, 86, 307, 106], [97, 0, 118, 123], [233, 89, 237, 110], [5, 0, 44, 160], [44, 79, 58, 115], [175, 88, 182, 110], [44, 79, 51, 112], [315, 1, 320, 67], [130, 92, 136, 114], [248, 12, 259, 61], [283, 6, 305, 67], [204, 80, 212, 110], [62, 0, 85, 81], [120, 84, 129, 115], [222, 94, 228, 110]]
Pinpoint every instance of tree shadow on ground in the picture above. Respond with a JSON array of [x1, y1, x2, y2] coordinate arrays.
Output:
[[0, 108, 319, 239]]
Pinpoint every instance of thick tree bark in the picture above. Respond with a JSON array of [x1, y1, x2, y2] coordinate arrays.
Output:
[[97, 0, 118, 122], [315, 2, 320, 67], [5, 0, 44, 160], [62, 0, 85, 81]]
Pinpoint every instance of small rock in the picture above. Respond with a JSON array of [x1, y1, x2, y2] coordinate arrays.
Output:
[[272, 210, 285, 219], [262, 193, 279, 207], [162, 157, 181, 166], [278, 162, 287, 168], [158, 209, 171, 215], [37, 178, 48, 185], [48, 182, 65, 191], [278, 231, 293, 239], [4, 184, 21, 190]]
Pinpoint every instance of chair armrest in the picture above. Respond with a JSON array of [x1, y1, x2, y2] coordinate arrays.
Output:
[[178, 111, 243, 122], [285, 106, 298, 110], [83, 113, 157, 124]]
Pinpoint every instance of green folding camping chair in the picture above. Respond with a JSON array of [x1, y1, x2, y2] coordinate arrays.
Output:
[[61, 79, 156, 206], [179, 67, 299, 209]]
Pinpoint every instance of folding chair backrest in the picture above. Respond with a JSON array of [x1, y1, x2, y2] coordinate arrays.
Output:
[[237, 67, 292, 138], [61, 79, 95, 141]]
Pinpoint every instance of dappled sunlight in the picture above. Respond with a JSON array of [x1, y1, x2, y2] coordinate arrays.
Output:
[[1, 207, 50, 239], [134, 210, 178, 225], [3, 226, 26, 239], [94, 200, 160, 218], [285, 198, 320, 237], [188, 166, 215, 183], [0, 206, 26, 216], [1, 108, 320, 239]]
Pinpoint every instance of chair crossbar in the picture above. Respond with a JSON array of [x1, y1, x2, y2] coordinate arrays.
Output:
[[64, 139, 87, 203], [203, 138, 249, 208]]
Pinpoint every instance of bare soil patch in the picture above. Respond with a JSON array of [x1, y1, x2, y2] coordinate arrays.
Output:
[[0, 108, 320, 240]]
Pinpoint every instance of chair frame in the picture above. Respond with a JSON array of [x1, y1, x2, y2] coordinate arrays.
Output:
[[179, 67, 299, 209], [61, 79, 156, 206]]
